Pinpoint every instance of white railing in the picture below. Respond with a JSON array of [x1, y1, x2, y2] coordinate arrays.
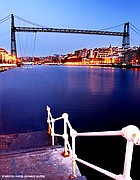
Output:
[[46, 106, 140, 180]]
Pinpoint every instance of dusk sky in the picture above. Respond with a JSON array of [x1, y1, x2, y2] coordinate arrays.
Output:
[[1, 0, 140, 56]]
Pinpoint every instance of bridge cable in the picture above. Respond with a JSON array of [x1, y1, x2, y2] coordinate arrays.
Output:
[[32, 32, 37, 58], [25, 34, 30, 56], [0, 15, 10, 24], [14, 14, 125, 33], [17, 32, 23, 57], [15, 15, 30, 56], [130, 23, 140, 33], [129, 23, 140, 45], [15, 17, 26, 57], [14, 14, 46, 28], [130, 26, 140, 36], [15, 15, 38, 57], [101, 23, 124, 31]]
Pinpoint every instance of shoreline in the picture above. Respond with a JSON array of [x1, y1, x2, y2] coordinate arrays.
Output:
[[59, 63, 140, 69], [0, 64, 17, 72], [89, 64, 140, 69], [1, 63, 140, 71]]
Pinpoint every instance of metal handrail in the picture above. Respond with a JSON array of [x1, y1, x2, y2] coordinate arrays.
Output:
[[46, 106, 140, 180]]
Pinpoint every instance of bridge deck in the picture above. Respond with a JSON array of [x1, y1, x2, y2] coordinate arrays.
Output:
[[15, 26, 125, 36]]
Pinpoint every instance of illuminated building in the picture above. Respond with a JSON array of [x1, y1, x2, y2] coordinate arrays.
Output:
[[0, 48, 17, 64]]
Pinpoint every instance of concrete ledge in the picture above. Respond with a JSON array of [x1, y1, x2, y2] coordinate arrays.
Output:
[[0, 131, 83, 180], [0, 131, 58, 154], [1, 146, 81, 180]]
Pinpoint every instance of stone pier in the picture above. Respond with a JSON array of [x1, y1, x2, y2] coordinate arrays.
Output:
[[0, 131, 86, 180]]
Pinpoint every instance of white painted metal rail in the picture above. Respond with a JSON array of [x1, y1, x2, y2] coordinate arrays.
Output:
[[46, 106, 140, 180]]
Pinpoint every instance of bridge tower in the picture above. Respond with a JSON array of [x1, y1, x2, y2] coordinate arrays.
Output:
[[122, 22, 130, 49], [11, 14, 17, 58]]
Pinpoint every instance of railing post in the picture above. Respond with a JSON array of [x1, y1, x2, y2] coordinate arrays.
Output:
[[69, 129, 77, 179], [47, 106, 55, 146], [51, 118, 55, 146], [62, 113, 69, 157], [47, 106, 51, 135], [121, 125, 139, 180], [122, 141, 134, 180]]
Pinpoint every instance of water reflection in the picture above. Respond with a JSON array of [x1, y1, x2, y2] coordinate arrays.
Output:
[[89, 67, 115, 95], [1, 66, 140, 134]]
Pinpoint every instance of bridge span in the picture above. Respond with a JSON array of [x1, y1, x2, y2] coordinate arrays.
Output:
[[11, 14, 130, 58]]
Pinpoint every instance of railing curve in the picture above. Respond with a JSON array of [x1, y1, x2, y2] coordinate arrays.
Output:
[[46, 106, 140, 180]]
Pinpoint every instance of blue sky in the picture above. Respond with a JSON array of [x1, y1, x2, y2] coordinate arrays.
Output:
[[1, 0, 140, 56]]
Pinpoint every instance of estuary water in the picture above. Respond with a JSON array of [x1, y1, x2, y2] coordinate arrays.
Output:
[[0, 65, 140, 179]]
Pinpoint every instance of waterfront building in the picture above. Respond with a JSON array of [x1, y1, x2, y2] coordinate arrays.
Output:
[[0, 48, 17, 64], [88, 45, 122, 65], [125, 47, 140, 65], [0, 48, 9, 63], [3, 45, 140, 66]]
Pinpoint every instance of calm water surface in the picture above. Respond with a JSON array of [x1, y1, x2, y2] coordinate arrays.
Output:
[[0, 65, 140, 179]]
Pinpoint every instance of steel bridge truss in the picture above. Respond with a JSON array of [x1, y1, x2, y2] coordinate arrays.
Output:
[[15, 27, 125, 36], [11, 14, 130, 57]]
